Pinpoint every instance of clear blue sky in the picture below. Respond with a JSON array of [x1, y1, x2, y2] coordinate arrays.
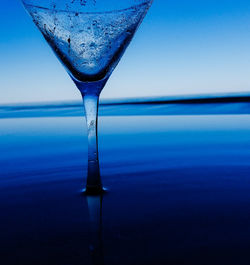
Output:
[[1, 0, 250, 103]]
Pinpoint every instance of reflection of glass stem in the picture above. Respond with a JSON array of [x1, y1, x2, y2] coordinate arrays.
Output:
[[87, 195, 104, 265]]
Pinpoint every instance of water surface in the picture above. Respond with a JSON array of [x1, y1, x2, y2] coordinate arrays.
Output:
[[1, 101, 250, 264]]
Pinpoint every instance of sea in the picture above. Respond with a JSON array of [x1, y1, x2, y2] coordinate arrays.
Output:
[[1, 96, 250, 264]]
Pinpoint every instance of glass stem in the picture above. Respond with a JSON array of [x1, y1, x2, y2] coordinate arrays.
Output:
[[82, 93, 102, 194]]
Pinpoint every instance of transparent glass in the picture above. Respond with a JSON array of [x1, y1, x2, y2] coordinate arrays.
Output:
[[21, 0, 153, 194]]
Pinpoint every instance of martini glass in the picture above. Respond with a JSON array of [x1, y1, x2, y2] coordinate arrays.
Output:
[[21, 0, 153, 194]]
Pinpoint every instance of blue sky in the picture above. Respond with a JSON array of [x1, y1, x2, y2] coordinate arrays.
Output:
[[1, 0, 250, 103]]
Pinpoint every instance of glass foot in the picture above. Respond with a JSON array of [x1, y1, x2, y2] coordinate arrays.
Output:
[[81, 186, 108, 196]]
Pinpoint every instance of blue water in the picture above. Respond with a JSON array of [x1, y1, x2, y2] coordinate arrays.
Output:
[[1, 101, 250, 264]]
